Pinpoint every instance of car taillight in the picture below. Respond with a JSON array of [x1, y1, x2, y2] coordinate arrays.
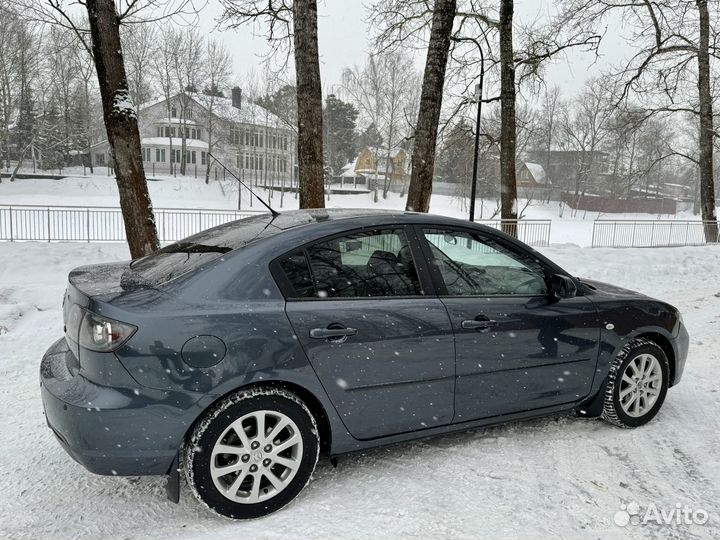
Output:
[[66, 304, 137, 352]]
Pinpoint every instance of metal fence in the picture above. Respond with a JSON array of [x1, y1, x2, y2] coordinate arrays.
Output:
[[0, 205, 553, 247], [592, 220, 720, 248], [0, 205, 263, 243], [474, 219, 552, 247]]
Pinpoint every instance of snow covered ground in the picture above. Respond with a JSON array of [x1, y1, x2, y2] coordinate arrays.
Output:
[[1, 240, 719, 540], [1, 173, 711, 246]]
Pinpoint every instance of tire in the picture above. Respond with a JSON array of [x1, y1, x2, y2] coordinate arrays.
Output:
[[602, 338, 670, 428], [184, 387, 320, 519]]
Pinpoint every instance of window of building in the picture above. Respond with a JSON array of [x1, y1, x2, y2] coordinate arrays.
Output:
[[201, 151, 206, 165], [96, 153, 105, 165], [171, 106, 177, 118]]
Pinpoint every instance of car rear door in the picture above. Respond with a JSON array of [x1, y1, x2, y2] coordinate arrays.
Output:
[[417, 226, 600, 423], [272, 226, 456, 440]]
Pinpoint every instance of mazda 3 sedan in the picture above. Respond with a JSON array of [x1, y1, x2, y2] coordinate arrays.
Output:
[[40, 209, 688, 519]]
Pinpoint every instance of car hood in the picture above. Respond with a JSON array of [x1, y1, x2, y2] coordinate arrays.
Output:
[[579, 278, 650, 299]]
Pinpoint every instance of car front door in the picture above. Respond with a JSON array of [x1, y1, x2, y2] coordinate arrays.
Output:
[[418, 226, 600, 423], [273, 226, 456, 440]]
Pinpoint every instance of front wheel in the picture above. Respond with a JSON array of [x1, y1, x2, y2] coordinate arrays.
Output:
[[184, 387, 320, 519], [602, 338, 670, 428]]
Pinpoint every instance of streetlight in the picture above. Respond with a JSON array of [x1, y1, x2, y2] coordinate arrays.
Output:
[[469, 60, 484, 222], [460, 30, 489, 223]]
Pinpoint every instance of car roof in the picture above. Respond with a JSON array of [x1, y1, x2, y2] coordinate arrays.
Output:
[[250, 208, 479, 230]]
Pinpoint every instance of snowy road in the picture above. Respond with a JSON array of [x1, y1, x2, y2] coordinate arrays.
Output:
[[0, 242, 718, 539]]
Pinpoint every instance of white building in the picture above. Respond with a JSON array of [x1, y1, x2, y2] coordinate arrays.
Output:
[[91, 89, 295, 188]]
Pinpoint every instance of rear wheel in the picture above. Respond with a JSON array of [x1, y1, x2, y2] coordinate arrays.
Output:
[[602, 338, 669, 428], [184, 387, 319, 519]]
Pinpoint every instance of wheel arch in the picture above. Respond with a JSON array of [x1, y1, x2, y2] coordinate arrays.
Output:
[[634, 331, 676, 386], [182, 379, 334, 456]]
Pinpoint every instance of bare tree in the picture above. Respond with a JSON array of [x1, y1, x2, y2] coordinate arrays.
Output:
[[342, 51, 419, 201], [561, 0, 718, 240], [202, 38, 232, 184], [123, 23, 157, 109], [172, 28, 204, 176], [152, 28, 178, 176], [220, 0, 325, 208], [560, 78, 613, 198]]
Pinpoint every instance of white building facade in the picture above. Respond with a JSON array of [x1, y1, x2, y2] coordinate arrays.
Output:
[[91, 89, 295, 188]]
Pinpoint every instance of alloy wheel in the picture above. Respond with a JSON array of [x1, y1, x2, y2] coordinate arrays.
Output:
[[210, 410, 303, 504]]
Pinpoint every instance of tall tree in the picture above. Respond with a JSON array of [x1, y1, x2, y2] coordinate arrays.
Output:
[[85, 0, 159, 257], [696, 0, 717, 240], [293, 0, 325, 208], [497, 0, 516, 222], [220, 0, 326, 208], [405, 0, 456, 212]]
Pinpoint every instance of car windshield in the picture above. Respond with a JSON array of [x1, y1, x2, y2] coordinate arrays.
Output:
[[126, 213, 281, 286]]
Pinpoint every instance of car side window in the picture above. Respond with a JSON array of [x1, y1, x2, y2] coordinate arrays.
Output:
[[278, 229, 422, 299], [422, 228, 548, 296], [278, 251, 316, 298]]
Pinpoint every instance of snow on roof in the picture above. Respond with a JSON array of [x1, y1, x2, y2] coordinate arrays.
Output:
[[523, 162, 549, 185], [339, 158, 360, 177], [141, 137, 209, 150], [197, 94, 289, 128], [139, 92, 291, 130]]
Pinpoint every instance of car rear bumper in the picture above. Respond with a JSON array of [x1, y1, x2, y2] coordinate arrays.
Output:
[[40, 337, 213, 476]]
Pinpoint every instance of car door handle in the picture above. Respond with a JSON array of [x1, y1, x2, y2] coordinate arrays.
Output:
[[461, 318, 498, 330], [309, 326, 358, 339]]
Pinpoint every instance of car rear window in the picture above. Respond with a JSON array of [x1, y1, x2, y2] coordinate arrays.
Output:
[[127, 214, 281, 285]]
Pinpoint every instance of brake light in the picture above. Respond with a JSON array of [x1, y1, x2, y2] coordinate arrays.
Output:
[[65, 304, 137, 352]]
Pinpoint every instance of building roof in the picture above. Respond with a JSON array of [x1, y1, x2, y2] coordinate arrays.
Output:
[[522, 162, 549, 185], [138, 92, 291, 130]]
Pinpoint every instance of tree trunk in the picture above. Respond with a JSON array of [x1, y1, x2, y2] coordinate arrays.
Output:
[[86, 0, 159, 258], [293, 0, 325, 209], [696, 0, 719, 242], [499, 0, 518, 234], [405, 0, 456, 213]]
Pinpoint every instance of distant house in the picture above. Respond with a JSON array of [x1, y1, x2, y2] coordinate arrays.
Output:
[[517, 162, 550, 187], [337, 146, 410, 191], [90, 88, 295, 185], [524, 150, 611, 194]]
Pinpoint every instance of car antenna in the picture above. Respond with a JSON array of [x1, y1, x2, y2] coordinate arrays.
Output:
[[207, 152, 280, 217]]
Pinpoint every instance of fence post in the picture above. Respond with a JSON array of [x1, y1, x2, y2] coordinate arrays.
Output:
[[8, 206, 13, 242], [651, 221, 655, 247], [86, 208, 91, 242], [47, 207, 51, 243]]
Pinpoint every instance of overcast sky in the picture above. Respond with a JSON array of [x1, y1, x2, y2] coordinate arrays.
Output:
[[196, 0, 628, 100]]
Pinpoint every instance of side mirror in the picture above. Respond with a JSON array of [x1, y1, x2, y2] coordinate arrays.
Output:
[[548, 274, 577, 301]]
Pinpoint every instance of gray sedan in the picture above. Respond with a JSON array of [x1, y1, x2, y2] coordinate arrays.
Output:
[[40, 209, 688, 519]]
